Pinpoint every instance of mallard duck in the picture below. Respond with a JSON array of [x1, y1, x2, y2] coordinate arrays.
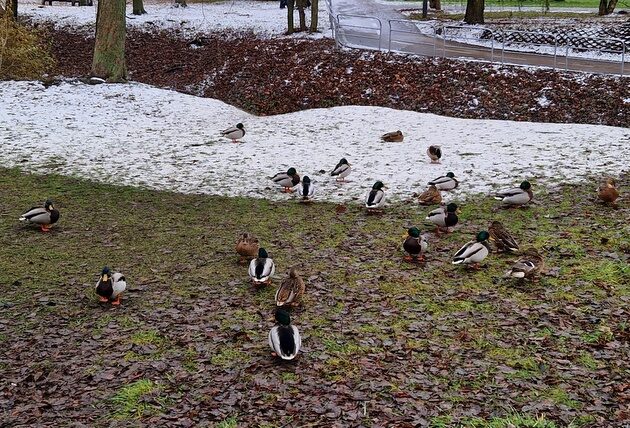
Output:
[[428, 172, 459, 191], [235, 232, 259, 264], [19, 199, 60, 232], [452, 231, 491, 269], [272, 168, 300, 193], [488, 221, 519, 253], [403, 227, 428, 262], [249, 248, 275, 286], [597, 177, 619, 204], [366, 181, 386, 210], [504, 248, 544, 279], [95, 266, 127, 305], [418, 185, 442, 205], [427, 145, 442, 164], [268, 308, 301, 360], [494, 181, 533, 207], [330, 158, 351, 181], [275, 268, 305, 307], [425, 202, 459, 234], [220, 123, 245, 143], [381, 130, 404, 142], [298, 176, 315, 203]]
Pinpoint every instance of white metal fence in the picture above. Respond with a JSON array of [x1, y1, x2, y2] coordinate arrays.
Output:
[[326, 11, 627, 76]]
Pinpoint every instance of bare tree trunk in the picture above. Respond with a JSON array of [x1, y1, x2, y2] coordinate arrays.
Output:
[[464, 0, 484, 24], [174, 0, 187, 7], [606, 0, 618, 13], [429, 0, 441, 10], [133, 0, 146, 15], [296, 0, 306, 31], [287, 0, 294, 34], [309, 0, 318, 32], [598, 0, 607, 15], [92, 0, 126, 82]]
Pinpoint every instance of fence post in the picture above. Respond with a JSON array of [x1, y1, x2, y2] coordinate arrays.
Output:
[[553, 34, 557, 70], [565, 39, 570, 72], [622, 41, 625, 77], [501, 29, 505, 65], [490, 29, 494, 63]]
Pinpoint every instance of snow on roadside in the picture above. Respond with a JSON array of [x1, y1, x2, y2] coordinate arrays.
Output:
[[1, 80, 628, 203], [20, 0, 332, 38]]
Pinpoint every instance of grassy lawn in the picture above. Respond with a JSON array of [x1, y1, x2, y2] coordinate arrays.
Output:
[[0, 167, 628, 426]]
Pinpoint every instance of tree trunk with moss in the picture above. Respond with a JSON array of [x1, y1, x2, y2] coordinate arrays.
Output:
[[91, 0, 126, 82], [5, 0, 17, 19], [287, 0, 294, 34], [309, 0, 318, 32], [133, 0, 146, 15], [464, 0, 484, 24]]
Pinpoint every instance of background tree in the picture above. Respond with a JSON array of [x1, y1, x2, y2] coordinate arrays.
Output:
[[429, 0, 441, 11], [309, 0, 318, 33], [296, 0, 307, 31], [287, 0, 309, 34], [91, 0, 126, 81], [174, 0, 187, 7], [464, 0, 484, 24], [133, 0, 146, 15], [598, 0, 618, 15], [287, 0, 294, 33]]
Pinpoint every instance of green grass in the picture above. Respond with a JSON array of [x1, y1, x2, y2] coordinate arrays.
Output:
[[111, 379, 161, 419], [0, 167, 628, 425], [215, 417, 238, 428], [462, 412, 559, 427]]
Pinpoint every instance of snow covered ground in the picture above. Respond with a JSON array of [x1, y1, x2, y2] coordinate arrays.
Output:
[[1, 80, 628, 203], [20, 0, 332, 38]]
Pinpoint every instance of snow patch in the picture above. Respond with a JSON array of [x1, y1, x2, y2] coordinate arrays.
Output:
[[1, 80, 628, 203]]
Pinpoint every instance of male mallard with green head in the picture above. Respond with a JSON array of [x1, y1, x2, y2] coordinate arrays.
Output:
[[19, 199, 60, 232], [452, 231, 491, 270], [428, 172, 458, 191], [403, 227, 428, 262], [269, 308, 301, 360], [298, 176, 315, 203], [220, 123, 245, 143], [95, 266, 127, 306], [330, 158, 351, 182], [365, 181, 386, 211], [272, 168, 300, 193], [249, 248, 275, 286], [495, 181, 533, 207], [426, 202, 459, 234]]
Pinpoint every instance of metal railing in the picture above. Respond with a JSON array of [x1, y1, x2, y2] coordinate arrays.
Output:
[[324, 3, 628, 77], [335, 14, 383, 51]]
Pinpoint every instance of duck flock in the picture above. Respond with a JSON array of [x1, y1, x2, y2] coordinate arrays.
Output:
[[17, 124, 622, 362]]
